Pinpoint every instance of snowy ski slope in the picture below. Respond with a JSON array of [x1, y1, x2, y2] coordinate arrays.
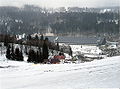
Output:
[[0, 55, 120, 89]]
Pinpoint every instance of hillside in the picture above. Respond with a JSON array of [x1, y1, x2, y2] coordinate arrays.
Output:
[[0, 54, 120, 89], [0, 5, 119, 35]]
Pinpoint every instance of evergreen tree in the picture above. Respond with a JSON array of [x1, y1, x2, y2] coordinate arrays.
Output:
[[56, 42, 59, 51], [45, 37, 48, 42], [27, 34, 32, 41], [39, 51, 43, 63], [19, 50, 24, 61], [6, 45, 11, 59], [42, 41, 49, 61], [11, 44, 14, 60], [38, 47, 43, 63], [14, 48, 23, 61], [27, 49, 36, 62], [69, 47, 73, 57], [14, 48, 20, 61], [25, 46, 28, 55], [34, 51, 39, 63], [35, 35, 39, 40]]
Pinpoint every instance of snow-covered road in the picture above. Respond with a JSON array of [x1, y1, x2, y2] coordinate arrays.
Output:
[[0, 55, 120, 89]]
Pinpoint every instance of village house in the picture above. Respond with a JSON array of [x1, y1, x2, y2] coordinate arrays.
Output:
[[47, 36, 102, 51]]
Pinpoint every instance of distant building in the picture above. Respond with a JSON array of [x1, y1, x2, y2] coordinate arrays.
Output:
[[43, 25, 55, 36], [47, 36, 103, 56], [47, 36, 99, 45], [43, 32, 55, 37]]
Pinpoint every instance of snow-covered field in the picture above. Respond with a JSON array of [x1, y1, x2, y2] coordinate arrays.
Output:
[[0, 54, 120, 89], [70, 45, 102, 54]]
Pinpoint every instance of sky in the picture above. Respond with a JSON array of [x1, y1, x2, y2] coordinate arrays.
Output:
[[0, 0, 119, 8]]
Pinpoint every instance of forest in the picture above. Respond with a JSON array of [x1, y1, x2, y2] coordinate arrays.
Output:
[[0, 5, 119, 35]]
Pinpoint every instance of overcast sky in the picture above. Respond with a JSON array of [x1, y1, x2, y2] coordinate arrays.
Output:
[[0, 0, 119, 8]]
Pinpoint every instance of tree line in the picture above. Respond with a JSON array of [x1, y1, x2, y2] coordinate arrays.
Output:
[[5, 35, 49, 63]]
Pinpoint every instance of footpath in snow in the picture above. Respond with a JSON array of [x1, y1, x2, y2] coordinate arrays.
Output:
[[0, 55, 120, 89]]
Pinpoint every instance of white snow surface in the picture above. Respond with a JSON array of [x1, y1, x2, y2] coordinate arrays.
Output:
[[0, 55, 120, 89], [70, 45, 103, 57]]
